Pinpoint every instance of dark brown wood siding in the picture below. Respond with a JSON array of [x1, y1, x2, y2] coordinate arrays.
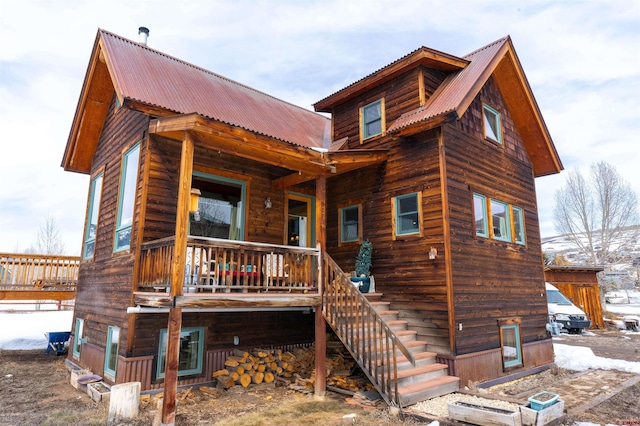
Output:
[[332, 67, 445, 149], [445, 79, 548, 356], [327, 128, 450, 352], [73, 95, 149, 370]]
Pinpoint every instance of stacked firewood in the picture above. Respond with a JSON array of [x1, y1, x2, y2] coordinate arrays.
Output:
[[213, 348, 294, 389], [214, 339, 374, 393]]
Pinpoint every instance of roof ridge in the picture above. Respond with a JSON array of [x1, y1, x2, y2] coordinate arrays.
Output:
[[98, 29, 327, 119], [462, 35, 510, 59]]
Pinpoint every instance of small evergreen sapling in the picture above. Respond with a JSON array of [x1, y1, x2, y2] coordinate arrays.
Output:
[[355, 240, 372, 277]]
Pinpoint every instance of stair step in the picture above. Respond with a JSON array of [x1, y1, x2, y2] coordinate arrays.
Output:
[[377, 310, 399, 320], [369, 301, 390, 312], [403, 340, 428, 353], [395, 330, 417, 342], [394, 351, 438, 368], [386, 320, 408, 331], [397, 375, 460, 407], [393, 363, 448, 385]]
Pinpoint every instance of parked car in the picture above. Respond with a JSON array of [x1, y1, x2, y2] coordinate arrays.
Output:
[[546, 283, 591, 334]]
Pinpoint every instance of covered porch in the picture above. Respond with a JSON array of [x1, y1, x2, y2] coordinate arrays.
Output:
[[144, 113, 387, 424]]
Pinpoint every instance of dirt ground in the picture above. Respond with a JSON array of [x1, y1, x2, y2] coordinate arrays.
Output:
[[1, 329, 638, 425]]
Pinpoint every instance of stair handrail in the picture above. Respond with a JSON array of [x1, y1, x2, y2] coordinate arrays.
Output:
[[321, 252, 416, 407]]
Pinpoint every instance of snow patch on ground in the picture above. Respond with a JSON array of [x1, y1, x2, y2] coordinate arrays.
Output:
[[0, 311, 73, 350], [554, 343, 640, 374]]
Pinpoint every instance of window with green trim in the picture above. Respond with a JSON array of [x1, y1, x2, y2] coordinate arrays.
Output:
[[490, 199, 511, 242], [362, 99, 383, 140], [157, 327, 204, 379], [473, 193, 489, 237], [104, 326, 120, 378], [393, 192, 421, 236], [72, 318, 84, 358], [114, 143, 140, 252], [512, 206, 526, 245], [339, 204, 361, 243], [83, 174, 103, 259], [500, 323, 523, 369], [483, 104, 502, 143]]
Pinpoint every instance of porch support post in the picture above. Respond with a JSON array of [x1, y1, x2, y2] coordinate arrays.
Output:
[[161, 132, 194, 425], [314, 175, 327, 397]]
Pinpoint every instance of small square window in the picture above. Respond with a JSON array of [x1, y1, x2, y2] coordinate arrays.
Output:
[[500, 323, 523, 369], [362, 100, 383, 140], [490, 199, 511, 242], [473, 193, 489, 237], [157, 327, 204, 379], [512, 206, 526, 245], [483, 104, 502, 143], [339, 205, 361, 244], [104, 326, 120, 378], [393, 192, 421, 237]]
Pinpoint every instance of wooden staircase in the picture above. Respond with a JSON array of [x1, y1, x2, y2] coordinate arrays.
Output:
[[321, 253, 459, 407]]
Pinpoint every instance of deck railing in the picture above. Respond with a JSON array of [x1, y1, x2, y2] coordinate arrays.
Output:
[[321, 252, 415, 407], [137, 236, 320, 293], [0, 253, 80, 291]]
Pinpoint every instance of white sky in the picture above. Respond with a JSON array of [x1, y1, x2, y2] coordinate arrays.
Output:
[[1, 0, 639, 254]]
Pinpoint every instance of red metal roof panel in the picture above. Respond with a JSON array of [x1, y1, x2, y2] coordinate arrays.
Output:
[[99, 30, 330, 149]]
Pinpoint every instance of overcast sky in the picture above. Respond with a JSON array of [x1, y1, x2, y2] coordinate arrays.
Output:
[[1, 0, 639, 254]]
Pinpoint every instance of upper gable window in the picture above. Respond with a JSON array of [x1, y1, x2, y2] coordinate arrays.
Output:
[[361, 99, 384, 141], [83, 173, 103, 259], [114, 143, 140, 252], [483, 104, 502, 143]]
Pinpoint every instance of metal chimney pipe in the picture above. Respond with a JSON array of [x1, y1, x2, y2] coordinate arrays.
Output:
[[138, 27, 149, 45]]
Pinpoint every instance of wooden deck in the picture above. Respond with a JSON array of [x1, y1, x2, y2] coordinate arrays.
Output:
[[0, 253, 80, 301], [133, 237, 322, 309]]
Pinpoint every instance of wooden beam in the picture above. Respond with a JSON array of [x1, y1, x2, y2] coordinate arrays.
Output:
[[0, 291, 76, 301], [314, 175, 327, 397], [133, 292, 322, 309], [438, 130, 457, 355], [161, 306, 182, 425], [162, 133, 193, 426], [149, 114, 329, 176]]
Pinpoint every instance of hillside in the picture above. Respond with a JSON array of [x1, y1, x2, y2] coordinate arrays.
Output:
[[542, 225, 640, 288]]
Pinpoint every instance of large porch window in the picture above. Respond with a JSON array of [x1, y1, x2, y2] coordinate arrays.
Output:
[[157, 327, 204, 379], [189, 173, 246, 240]]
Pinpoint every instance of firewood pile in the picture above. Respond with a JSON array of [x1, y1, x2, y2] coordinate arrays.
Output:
[[213, 337, 375, 394]]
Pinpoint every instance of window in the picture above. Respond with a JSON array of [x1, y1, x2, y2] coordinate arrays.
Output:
[[483, 104, 502, 143], [474, 194, 526, 245], [72, 318, 84, 358], [83, 174, 103, 259], [157, 327, 204, 379], [104, 326, 120, 378], [114, 143, 140, 252], [512, 206, 526, 245], [361, 99, 384, 140], [190, 173, 246, 241], [339, 204, 361, 244], [499, 320, 523, 369], [490, 199, 511, 242], [473, 193, 489, 238], [393, 192, 422, 237]]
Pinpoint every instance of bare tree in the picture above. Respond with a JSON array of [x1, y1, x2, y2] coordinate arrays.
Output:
[[553, 162, 639, 266], [28, 215, 66, 255]]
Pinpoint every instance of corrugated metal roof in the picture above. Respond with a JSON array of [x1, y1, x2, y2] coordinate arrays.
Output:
[[99, 30, 330, 149], [387, 37, 509, 133]]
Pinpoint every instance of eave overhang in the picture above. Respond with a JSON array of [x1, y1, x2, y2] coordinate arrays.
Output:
[[150, 113, 388, 186], [314, 47, 469, 112]]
